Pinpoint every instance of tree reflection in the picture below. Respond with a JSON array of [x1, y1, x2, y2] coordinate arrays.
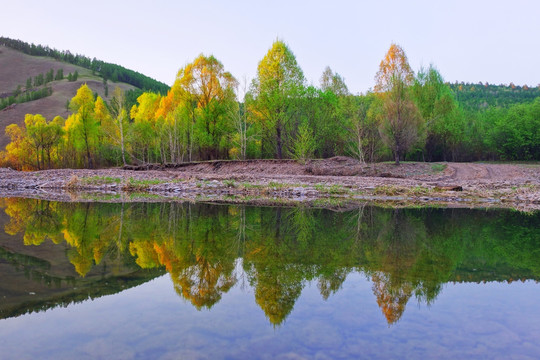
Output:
[[1, 198, 539, 325]]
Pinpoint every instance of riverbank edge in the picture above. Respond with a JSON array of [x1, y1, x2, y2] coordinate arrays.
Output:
[[0, 170, 538, 212]]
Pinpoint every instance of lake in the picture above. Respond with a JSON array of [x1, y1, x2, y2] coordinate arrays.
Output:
[[0, 198, 539, 359]]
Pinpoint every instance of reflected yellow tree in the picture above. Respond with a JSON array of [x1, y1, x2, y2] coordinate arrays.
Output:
[[2, 199, 538, 326], [127, 203, 239, 309]]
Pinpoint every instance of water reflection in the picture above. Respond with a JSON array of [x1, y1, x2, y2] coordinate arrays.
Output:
[[1, 198, 539, 325]]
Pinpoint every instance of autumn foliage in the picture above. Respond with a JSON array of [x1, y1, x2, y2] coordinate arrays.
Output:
[[1, 41, 539, 169]]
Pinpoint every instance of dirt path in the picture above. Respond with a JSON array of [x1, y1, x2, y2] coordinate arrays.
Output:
[[447, 163, 492, 180], [0, 159, 538, 211]]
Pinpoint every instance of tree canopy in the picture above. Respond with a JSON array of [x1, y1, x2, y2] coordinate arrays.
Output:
[[1, 39, 539, 169]]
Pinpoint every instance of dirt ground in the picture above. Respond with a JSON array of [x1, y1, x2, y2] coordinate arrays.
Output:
[[0, 46, 136, 149], [0, 157, 539, 211]]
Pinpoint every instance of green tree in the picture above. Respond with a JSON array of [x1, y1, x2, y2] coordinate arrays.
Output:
[[320, 66, 349, 96], [292, 122, 316, 163], [412, 65, 459, 161], [54, 69, 64, 81], [67, 84, 98, 168], [171, 54, 238, 159], [247, 40, 305, 159], [379, 76, 422, 164], [103, 78, 108, 97], [107, 87, 130, 165], [34, 73, 44, 87], [375, 44, 422, 164], [23, 114, 64, 169], [129, 92, 161, 163], [45, 69, 54, 83], [340, 93, 381, 163], [297, 86, 347, 158]]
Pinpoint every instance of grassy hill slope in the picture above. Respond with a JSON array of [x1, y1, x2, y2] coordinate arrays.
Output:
[[0, 45, 136, 149]]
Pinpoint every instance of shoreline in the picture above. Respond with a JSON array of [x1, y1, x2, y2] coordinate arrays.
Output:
[[0, 160, 538, 211]]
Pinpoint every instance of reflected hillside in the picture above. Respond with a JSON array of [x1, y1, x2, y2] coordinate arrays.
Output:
[[0, 198, 165, 319], [1, 198, 539, 325]]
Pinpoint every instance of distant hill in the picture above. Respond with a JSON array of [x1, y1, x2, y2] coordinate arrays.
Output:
[[0, 46, 135, 149], [0, 37, 170, 94], [449, 82, 540, 110], [0, 39, 170, 150]]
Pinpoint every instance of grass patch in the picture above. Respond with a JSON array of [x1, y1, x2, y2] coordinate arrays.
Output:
[[312, 198, 347, 207], [314, 184, 348, 195], [268, 181, 287, 189], [431, 163, 447, 172], [223, 179, 237, 188], [374, 185, 404, 196], [407, 185, 432, 196], [122, 178, 162, 192], [196, 180, 211, 188], [326, 184, 348, 194], [80, 176, 121, 185], [129, 192, 162, 200], [240, 182, 263, 189]]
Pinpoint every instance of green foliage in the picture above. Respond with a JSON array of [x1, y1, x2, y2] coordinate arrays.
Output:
[[292, 122, 316, 163], [449, 82, 540, 110], [66, 84, 99, 168], [3, 200, 540, 325], [2, 38, 539, 166], [173, 54, 238, 160], [223, 179, 237, 188], [320, 66, 349, 96], [412, 65, 459, 161], [0, 36, 170, 94], [431, 163, 446, 172], [379, 75, 422, 164], [33, 73, 44, 87], [122, 178, 163, 192], [340, 92, 382, 162], [297, 86, 348, 158], [54, 69, 64, 81], [80, 176, 121, 185], [488, 98, 540, 160], [0, 87, 53, 111], [247, 40, 305, 159], [45, 69, 54, 83]]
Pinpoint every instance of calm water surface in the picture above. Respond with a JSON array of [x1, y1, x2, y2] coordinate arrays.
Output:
[[0, 198, 539, 359]]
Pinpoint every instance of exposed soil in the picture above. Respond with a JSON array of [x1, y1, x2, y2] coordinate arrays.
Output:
[[0, 158, 539, 211], [0, 45, 135, 149]]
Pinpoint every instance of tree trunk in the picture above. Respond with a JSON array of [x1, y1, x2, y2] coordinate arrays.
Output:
[[120, 121, 126, 166], [276, 126, 283, 159]]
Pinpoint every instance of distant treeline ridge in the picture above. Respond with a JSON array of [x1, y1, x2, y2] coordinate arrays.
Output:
[[0, 37, 170, 94]]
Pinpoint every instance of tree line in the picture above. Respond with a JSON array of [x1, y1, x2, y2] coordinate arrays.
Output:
[[0, 68, 62, 110], [449, 82, 540, 110], [1, 40, 539, 169]]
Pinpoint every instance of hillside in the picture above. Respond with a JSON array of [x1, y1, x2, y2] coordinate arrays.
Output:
[[0, 45, 137, 149], [449, 82, 540, 110], [0, 203, 165, 320]]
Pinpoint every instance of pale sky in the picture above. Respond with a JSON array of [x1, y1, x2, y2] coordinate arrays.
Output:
[[1, 0, 539, 95]]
